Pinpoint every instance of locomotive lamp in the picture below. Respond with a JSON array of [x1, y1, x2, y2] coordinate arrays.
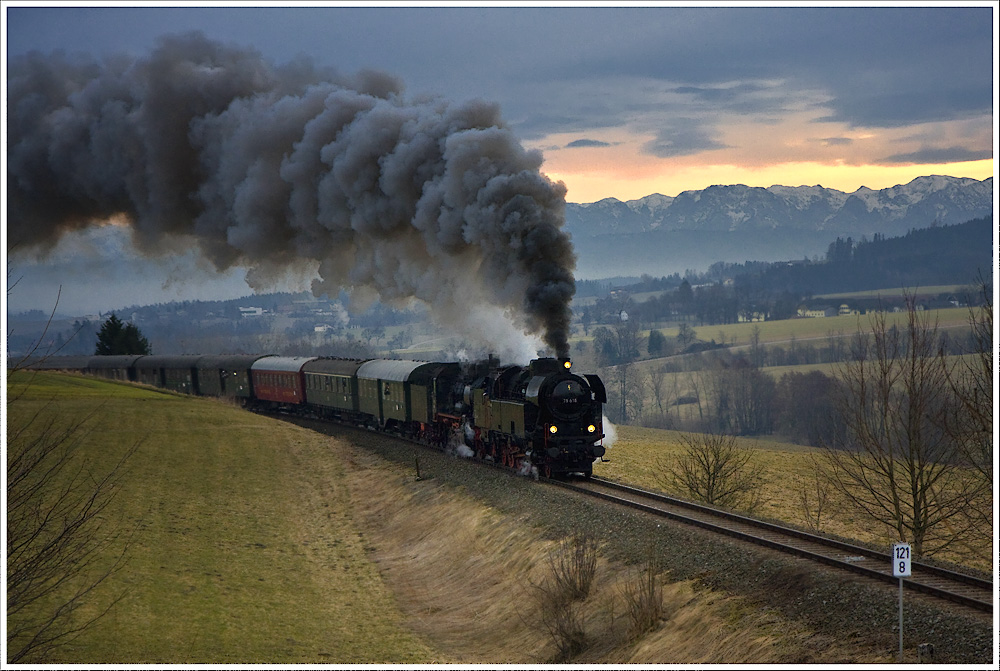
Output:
[[587, 424, 596, 433], [563, 359, 572, 369], [549, 425, 558, 434]]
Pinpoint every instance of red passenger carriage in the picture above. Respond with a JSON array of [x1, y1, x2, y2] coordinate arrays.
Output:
[[249, 356, 316, 406]]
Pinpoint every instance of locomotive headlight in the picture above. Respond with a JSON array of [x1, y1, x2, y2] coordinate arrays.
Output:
[[563, 359, 572, 369], [549, 425, 558, 434], [587, 424, 596, 433]]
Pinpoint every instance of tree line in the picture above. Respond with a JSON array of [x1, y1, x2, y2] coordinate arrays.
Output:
[[596, 282, 992, 562], [580, 215, 992, 328]]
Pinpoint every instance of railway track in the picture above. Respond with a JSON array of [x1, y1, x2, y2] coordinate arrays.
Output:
[[277, 412, 994, 617], [547, 475, 993, 615]]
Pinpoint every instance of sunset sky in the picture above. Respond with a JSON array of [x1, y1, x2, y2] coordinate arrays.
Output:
[[5, 4, 995, 204]]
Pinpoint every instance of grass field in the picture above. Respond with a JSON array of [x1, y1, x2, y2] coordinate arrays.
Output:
[[814, 284, 972, 300], [6, 371, 437, 664], [7, 372, 983, 663], [592, 423, 992, 573]]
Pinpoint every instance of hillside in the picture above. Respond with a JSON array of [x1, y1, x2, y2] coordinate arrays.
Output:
[[742, 217, 993, 295], [7, 373, 992, 663]]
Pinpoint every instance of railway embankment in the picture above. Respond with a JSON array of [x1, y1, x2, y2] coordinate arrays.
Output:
[[8, 372, 992, 664], [330, 421, 994, 664]]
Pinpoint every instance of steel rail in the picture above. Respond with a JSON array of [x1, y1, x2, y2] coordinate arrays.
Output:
[[546, 476, 992, 614], [273, 412, 993, 615]]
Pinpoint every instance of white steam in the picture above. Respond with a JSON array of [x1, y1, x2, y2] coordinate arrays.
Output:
[[601, 415, 618, 450]]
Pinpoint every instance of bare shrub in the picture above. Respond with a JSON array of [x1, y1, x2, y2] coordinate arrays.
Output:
[[529, 534, 600, 661], [620, 557, 665, 641], [796, 457, 835, 532], [548, 534, 599, 602], [660, 431, 769, 514], [533, 595, 589, 662]]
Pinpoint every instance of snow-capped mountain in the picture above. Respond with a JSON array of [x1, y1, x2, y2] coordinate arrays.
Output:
[[564, 175, 993, 279], [567, 175, 992, 237]]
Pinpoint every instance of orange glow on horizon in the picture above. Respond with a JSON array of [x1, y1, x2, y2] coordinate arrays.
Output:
[[545, 159, 994, 204]]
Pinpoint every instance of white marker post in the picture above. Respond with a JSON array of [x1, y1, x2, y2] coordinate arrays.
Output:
[[892, 542, 912, 662]]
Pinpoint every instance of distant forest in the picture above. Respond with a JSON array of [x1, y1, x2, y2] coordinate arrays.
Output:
[[733, 216, 993, 295], [576, 216, 993, 301], [581, 216, 993, 326]]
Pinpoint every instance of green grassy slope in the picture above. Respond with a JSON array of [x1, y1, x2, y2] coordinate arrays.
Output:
[[6, 371, 437, 664]]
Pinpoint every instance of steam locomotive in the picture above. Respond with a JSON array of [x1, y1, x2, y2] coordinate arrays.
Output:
[[21, 354, 607, 478]]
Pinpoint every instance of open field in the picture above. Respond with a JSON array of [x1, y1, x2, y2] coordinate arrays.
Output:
[[7, 372, 989, 663], [592, 424, 992, 574], [814, 284, 973, 300], [571, 306, 972, 352], [6, 371, 437, 664]]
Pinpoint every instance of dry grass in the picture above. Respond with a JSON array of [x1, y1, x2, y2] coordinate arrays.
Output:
[[340, 440, 894, 664], [594, 424, 993, 572], [3, 372, 915, 663]]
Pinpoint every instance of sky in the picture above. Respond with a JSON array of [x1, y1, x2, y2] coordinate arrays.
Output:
[[5, 3, 995, 203], [3, 3, 997, 314]]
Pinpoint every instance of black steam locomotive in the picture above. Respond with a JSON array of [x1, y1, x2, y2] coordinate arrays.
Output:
[[22, 354, 607, 478]]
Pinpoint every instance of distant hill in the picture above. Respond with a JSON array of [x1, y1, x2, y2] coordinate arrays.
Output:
[[736, 216, 994, 297], [565, 175, 993, 278]]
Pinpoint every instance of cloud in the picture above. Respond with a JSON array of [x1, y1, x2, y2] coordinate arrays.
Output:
[[566, 139, 613, 148], [642, 118, 729, 158], [877, 146, 993, 166], [6, 6, 993, 195], [814, 87, 994, 129], [670, 81, 793, 116]]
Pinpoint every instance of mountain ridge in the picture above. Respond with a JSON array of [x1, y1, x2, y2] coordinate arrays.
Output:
[[564, 175, 993, 279], [568, 175, 992, 235]]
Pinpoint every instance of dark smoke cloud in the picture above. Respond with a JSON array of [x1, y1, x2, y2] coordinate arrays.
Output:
[[7, 32, 576, 358]]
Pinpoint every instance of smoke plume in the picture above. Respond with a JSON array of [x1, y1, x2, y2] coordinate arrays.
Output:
[[7, 33, 576, 358]]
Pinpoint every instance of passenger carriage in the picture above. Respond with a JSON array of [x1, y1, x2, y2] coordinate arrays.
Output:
[[250, 356, 315, 407], [195, 354, 265, 399]]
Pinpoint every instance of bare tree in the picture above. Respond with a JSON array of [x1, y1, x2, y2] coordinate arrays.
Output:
[[702, 356, 775, 436], [6, 288, 137, 662], [660, 431, 768, 513], [748, 324, 765, 368], [644, 364, 680, 429], [596, 315, 643, 423], [942, 276, 993, 529], [822, 295, 984, 557], [796, 456, 837, 532]]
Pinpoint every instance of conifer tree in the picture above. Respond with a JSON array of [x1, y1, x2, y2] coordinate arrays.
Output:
[[94, 314, 151, 355]]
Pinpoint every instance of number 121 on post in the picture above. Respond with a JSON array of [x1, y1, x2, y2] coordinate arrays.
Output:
[[893, 543, 911, 577]]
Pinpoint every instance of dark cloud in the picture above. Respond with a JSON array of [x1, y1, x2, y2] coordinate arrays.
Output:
[[8, 6, 991, 141], [537, 7, 993, 131], [877, 146, 993, 166], [671, 82, 791, 116], [566, 139, 612, 148], [642, 119, 729, 158], [814, 87, 993, 129]]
